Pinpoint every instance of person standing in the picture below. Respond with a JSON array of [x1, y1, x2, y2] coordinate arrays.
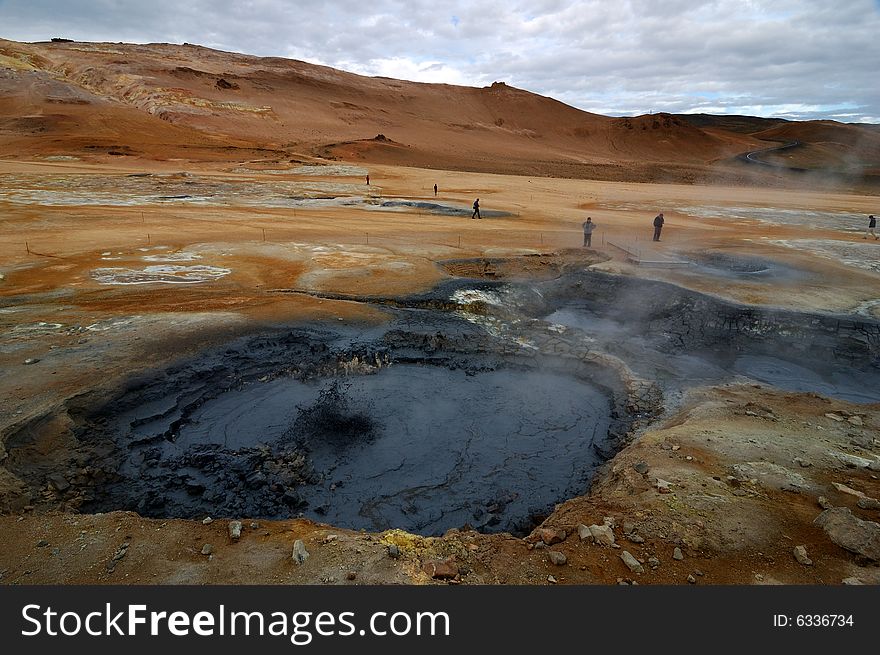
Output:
[[582, 216, 596, 247], [472, 198, 481, 219], [433, 183, 438, 196], [653, 212, 664, 241], [865, 214, 878, 240], [366, 174, 370, 185]]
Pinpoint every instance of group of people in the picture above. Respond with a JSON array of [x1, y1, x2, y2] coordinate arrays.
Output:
[[367, 172, 875, 246], [582, 212, 664, 247]]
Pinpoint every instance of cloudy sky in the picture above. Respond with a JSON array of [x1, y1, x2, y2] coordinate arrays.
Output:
[[2, 0, 879, 122]]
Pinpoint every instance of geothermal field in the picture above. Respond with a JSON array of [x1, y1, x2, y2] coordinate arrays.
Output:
[[1, 38, 880, 585]]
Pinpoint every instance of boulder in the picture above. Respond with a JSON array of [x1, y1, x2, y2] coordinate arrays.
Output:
[[589, 524, 615, 546], [423, 558, 457, 579], [620, 551, 644, 574], [292, 540, 310, 565], [814, 507, 880, 561]]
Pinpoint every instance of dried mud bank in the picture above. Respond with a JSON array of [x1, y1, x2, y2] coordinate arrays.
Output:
[[2, 266, 880, 584]]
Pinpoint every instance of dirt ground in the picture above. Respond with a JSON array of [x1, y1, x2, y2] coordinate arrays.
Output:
[[1, 158, 879, 585]]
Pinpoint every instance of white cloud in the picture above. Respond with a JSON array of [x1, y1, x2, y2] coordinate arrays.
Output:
[[1, 0, 878, 122]]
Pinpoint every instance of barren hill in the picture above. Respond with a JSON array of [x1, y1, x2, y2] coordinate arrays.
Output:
[[1, 38, 877, 184]]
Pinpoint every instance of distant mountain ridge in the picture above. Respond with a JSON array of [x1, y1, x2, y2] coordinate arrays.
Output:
[[1, 38, 878, 185]]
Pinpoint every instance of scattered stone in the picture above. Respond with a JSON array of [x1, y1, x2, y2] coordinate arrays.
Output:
[[537, 528, 566, 545], [794, 457, 812, 468], [620, 551, 644, 574], [814, 507, 880, 561], [547, 575, 557, 584], [228, 521, 242, 540], [202, 517, 213, 525], [250, 522, 259, 530], [633, 462, 649, 475], [548, 551, 567, 566], [36, 539, 49, 548], [847, 415, 863, 427], [628, 534, 645, 544], [588, 524, 615, 546], [201, 544, 213, 556], [818, 496, 833, 510], [656, 478, 672, 494], [857, 497, 880, 510], [754, 574, 764, 582], [793, 545, 812, 566], [533, 541, 546, 549], [387, 544, 401, 559], [423, 559, 457, 579], [292, 540, 309, 565], [825, 413, 845, 422], [687, 574, 696, 584], [832, 482, 867, 499], [577, 524, 593, 542], [648, 557, 660, 569], [106, 542, 129, 573], [673, 547, 684, 561], [322, 534, 339, 544], [47, 474, 70, 493], [841, 577, 863, 585]]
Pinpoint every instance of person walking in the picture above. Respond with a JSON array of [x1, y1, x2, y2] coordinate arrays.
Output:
[[433, 183, 438, 196], [472, 198, 481, 219], [652, 212, 664, 241], [865, 214, 878, 240], [582, 216, 596, 247]]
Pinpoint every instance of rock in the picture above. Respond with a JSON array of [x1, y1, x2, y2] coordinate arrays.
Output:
[[588, 524, 615, 546], [832, 482, 867, 499], [814, 507, 880, 561], [687, 574, 696, 584], [847, 415, 863, 426], [548, 551, 567, 566], [628, 534, 645, 544], [250, 522, 259, 530], [825, 413, 845, 422], [656, 478, 672, 493], [36, 539, 49, 548], [633, 461, 649, 475], [832, 452, 880, 471], [346, 571, 356, 581], [423, 559, 457, 579], [577, 524, 593, 542], [537, 528, 566, 545], [794, 457, 812, 468], [793, 545, 812, 566], [227, 520, 242, 540], [620, 551, 644, 574], [673, 547, 684, 561], [841, 577, 863, 585], [387, 544, 401, 559], [47, 474, 70, 493], [24, 358, 40, 365], [201, 544, 213, 556], [292, 539, 309, 565], [648, 557, 660, 569], [547, 575, 557, 584], [857, 497, 880, 510], [202, 517, 213, 525], [818, 496, 833, 510], [322, 534, 339, 544]]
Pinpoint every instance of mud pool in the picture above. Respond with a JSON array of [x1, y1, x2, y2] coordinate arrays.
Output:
[[7, 268, 880, 538], [93, 360, 612, 535]]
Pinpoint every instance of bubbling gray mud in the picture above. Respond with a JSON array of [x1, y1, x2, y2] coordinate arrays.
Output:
[[66, 322, 624, 536]]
